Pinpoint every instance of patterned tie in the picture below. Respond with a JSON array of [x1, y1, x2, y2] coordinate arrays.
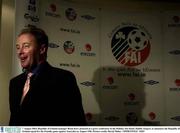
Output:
[[20, 72, 33, 104]]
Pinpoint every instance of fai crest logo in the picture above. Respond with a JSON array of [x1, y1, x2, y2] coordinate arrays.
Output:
[[126, 112, 138, 125], [111, 25, 151, 66], [63, 41, 75, 54], [65, 8, 77, 21]]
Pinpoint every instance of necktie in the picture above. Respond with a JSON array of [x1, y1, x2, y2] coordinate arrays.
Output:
[[20, 72, 33, 104]]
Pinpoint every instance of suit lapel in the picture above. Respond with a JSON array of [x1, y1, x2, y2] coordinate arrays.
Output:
[[11, 73, 27, 107]]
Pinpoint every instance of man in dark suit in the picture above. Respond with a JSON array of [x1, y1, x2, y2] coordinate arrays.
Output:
[[9, 27, 87, 125]]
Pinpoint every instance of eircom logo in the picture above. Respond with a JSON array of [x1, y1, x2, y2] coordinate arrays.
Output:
[[111, 25, 151, 66]]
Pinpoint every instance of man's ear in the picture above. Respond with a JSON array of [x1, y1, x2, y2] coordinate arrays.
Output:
[[40, 44, 47, 55]]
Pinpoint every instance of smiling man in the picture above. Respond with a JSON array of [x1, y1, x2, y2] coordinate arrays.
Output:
[[9, 27, 87, 126]]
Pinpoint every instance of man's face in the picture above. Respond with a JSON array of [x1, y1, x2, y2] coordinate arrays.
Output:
[[16, 33, 40, 70]]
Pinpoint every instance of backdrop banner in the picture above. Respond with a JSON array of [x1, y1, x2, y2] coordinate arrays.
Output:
[[13, 0, 180, 126], [163, 11, 180, 126]]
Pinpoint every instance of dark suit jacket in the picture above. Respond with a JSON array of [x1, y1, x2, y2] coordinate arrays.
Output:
[[9, 62, 87, 126]]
